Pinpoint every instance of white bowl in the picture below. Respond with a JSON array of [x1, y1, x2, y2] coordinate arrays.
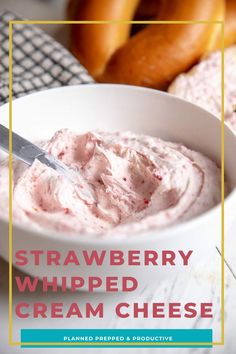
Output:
[[0, 84, 236, 290]]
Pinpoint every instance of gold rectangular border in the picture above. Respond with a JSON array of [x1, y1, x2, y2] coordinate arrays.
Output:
[[8, 19, 225, 347]]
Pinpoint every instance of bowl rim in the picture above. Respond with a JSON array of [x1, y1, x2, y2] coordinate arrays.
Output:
[[0, 82, 233, 117], [0, 83, 235, 245], [0, 193, 235, 246]]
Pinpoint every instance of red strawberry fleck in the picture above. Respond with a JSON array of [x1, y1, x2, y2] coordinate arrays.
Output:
[[144, 198, 149, 205], [154, 173, 162, 181], [123, 177, 127, 181], [58, 151, 65, 159], [64, 208, 69, 214]]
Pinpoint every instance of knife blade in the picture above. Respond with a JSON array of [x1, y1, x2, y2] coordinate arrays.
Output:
[[0, 124, 95, 203]]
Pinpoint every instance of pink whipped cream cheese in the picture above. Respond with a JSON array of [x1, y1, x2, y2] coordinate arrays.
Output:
[[0, 129, 222, 236], [168, 46, 236, 133]]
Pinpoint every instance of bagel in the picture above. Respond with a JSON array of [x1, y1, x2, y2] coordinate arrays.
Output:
[[69, 0, 224, 89], [69, 0, 140, 79], [214, 0, 236, 48], [225, 0, 236, 46]]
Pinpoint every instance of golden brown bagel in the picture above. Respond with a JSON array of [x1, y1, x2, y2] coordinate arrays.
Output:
[[69, 0, 224, 89], [69, 0, 140, 78], [214, 0, 236, 47], [225, 0, 236, 46]]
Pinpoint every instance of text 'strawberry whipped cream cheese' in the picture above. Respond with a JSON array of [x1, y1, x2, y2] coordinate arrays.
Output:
[[0, 129, 224, 237], [168, 46, 236, 133]]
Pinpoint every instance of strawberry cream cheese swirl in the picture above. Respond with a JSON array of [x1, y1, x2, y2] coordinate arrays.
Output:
[[0, 129, 223, 237]]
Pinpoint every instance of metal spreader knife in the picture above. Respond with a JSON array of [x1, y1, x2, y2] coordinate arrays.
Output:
[[0, 124, 95, 203]]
